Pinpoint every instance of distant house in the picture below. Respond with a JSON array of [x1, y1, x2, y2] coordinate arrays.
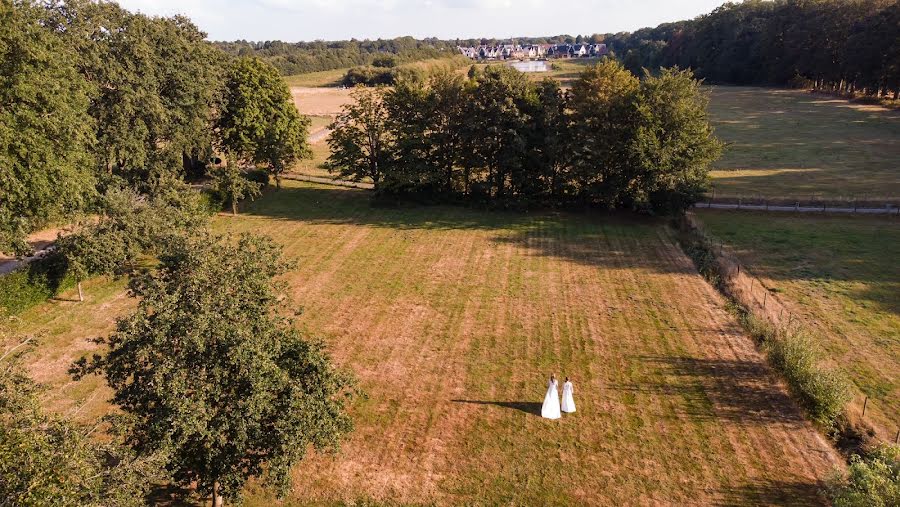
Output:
[[590, 43, 608, 57], [456, 41, 590, 61]]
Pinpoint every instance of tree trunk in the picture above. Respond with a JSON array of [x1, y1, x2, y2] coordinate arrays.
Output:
[[232, 200, 238, 215], [212, 481, 224, 507], [77, 281, 84, 302]]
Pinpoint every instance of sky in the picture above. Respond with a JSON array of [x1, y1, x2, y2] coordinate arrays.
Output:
[[115, 0, 727, 42]]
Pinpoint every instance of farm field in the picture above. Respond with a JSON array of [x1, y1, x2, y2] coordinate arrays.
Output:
[[283, 68, 348, 88], [8, 181, 843, 505], [696, 210, 900, 439], [706, 86, 900, 201]]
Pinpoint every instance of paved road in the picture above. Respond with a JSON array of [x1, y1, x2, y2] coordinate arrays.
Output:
[[696, 201, 900, 215]]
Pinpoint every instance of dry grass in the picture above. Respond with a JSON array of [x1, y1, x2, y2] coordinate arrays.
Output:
[[706, 86, 900, 200], [6, 181, 847, 505], [696, 209, 900, 441], [291, 87, 354, 117]]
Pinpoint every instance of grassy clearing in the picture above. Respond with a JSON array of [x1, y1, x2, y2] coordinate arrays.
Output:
[[706, 86, 900, 200], [696, 210, 900, 438], [284, 68, 348, 88], [6, 181, 844, 505]]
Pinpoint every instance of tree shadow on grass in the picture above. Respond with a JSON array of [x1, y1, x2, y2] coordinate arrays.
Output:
[[609, 356, 806, 426], [714, 478, 825, 507], [451, 399, 543, 417], [240, 183, 696, 275]]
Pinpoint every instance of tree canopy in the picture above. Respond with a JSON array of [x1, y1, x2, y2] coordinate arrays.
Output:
[[73, 233, 356, 505], [217, 57, 311, 188], [0, 0, 96, 254], [329, 61, 722, 214]]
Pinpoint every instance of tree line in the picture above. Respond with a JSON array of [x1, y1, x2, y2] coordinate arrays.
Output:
[[328, 61, 723, 214], [216, 36, 458, 76], [1, 0, 310, 255], [606, 0, 900, 99], [3, 3, 355, 505]]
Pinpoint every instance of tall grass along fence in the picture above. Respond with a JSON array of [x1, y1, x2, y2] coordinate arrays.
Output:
[[673, 213, 893, 456]]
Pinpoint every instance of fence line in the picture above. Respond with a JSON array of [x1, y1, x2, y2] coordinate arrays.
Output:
[[684, 213, 897, 443]]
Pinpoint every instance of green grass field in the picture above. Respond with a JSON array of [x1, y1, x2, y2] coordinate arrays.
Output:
[[696, 210, 900, 438], [706, 86, 900, 201], [7, 181, 843, 505], [284, 68, 348, 88]]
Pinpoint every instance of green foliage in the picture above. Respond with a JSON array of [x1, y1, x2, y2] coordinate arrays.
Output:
[[0, 0, 96, 254], [55, 180, 209, 301], [0, 338, 162, 506], [327, 86, 392, 186], [334, 60, 720, 213], [58, 0, 225, 179], [765, 328, 853, 426], [0, 253, 73, 315], [632, 68, 723, 214], [215, 37, 457, 76], [210, 160, 263, 215], [828, 445, 900, 507], [72, 233, 357, 503], [218, 57, 311, 188], [606, 0, 900, 97]]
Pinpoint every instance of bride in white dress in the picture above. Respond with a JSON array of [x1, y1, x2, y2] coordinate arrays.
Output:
[[561, 377, 576, 413], [541, 374, 561, 419]]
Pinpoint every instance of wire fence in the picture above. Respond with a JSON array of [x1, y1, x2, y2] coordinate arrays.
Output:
[[698, 194, 900, 215], [684, 213, 898, 443]]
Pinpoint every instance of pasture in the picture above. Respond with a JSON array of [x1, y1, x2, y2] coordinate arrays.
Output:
[[696, 210, 900, 439], [706, 86, 900, 201], [8, 181, 843, 505]]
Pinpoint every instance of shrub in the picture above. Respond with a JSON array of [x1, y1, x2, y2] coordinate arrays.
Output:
[[827, 444, 900, 507], [0, 253, 73, 315], [766, 330, 852, 426]]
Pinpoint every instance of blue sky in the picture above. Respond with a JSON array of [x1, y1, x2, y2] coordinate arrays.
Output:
[[117, 0, 727, 42]]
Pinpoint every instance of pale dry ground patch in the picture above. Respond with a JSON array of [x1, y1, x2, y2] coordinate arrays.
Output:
[[7, 181, 843, 505], [291, 87, 353, 117]]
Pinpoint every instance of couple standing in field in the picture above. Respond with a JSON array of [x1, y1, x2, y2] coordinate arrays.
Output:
[[541, 374, 576, 419]]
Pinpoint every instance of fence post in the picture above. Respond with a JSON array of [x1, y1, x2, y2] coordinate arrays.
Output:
[[764, 291, 767, 309], [862, 396, 868, 418], [896, 429, 899, 444]]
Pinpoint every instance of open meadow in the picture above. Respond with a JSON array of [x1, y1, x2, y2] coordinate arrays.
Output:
[[706, 86, 900, 201], [695, 210, 900, 440], [8, 181, 845, 505]]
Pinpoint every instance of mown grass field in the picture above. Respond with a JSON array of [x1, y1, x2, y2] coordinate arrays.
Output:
[[696, 210, 900, 440], [7, 181, 844, 505], [706, 86, 900, 200]]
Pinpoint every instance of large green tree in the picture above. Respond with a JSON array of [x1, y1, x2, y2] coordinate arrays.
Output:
[[0, 0, 96, 255], [55, 0, 224, 180], [568, 60, 641, 207], [631, 68, 724, 214], [327, 86, 392, 188], [73, 233, 356, 506], [218, 57, 311, 189]]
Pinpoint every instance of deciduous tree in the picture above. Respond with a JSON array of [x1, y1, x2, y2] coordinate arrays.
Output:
[[73, 233, 356, 506], [327, 86, 392, 187], [218, 57, 311, 189]]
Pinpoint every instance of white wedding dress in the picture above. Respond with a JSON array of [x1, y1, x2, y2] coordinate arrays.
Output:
[[541, 379, 561, 419], [561, 381, 576, 413]]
